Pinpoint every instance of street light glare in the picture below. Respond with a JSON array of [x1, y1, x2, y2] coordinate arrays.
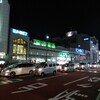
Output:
[[46, 35, 49, 39], [66, 31, 73, 37]]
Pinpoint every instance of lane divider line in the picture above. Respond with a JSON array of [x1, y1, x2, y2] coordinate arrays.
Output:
[[64, 76, 89, 86], [37, 73, 68, 81]]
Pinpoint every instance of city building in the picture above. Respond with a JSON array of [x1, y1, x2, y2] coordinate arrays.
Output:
[[52, 32, 99, 63], [7, 28, 76, 65], [8, 28, 30, 63], [0, 0, 10, 64], [2, 26, 100, 64], [90, 36, 99, 63], [0, 1, 99, 64]]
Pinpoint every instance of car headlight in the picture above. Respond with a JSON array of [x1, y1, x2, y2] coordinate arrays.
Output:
[[81, 65, 84, 68], [64, 67, 67, 71], [89, 65, 92, 67], [38, 68, 43, 72], [5, 70, 10, 73], [33, 68, 35, 71], [94, 65, 96, 67], [59, 66, 62, 69]]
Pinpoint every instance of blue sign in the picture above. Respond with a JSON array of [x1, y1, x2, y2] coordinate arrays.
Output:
[[11, 28, 28, 36], [84, 38, 89, 41], [75, 48, 84, 54]]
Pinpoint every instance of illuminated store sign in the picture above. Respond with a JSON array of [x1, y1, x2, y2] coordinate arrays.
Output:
[[0, 0, 2, 3], [58, 52, 70, 57], [11, 28, 28, 36], [75, 48, 84, 54], [33, 39, 56, 48], [90, 40, 93, 44], [84, 38, 89, 41]]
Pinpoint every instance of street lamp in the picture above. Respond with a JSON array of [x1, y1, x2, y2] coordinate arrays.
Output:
[[45, 35, 50, 62], [46, 35, 49, 40], [66, 31, 73, 37], [66, 31, 77, 63], [66, 31, 77, 37]]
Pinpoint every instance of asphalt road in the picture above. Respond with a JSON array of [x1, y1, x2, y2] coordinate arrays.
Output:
[[0, 70, 100, 100]]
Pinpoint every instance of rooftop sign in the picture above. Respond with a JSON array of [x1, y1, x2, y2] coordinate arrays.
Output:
[[11, 28, 28, 36], [32, 39, 56, 48]]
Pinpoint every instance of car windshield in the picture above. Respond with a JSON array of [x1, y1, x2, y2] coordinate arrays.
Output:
[[80, 63, 85, 65], [2, 63, 20, 70], [36, 62, 46, 68], [92, 63, 96, 65]]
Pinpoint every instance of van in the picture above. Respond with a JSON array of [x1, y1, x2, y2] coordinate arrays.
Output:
[[0, 63, 35, 77], [33, 62, 57, 77]]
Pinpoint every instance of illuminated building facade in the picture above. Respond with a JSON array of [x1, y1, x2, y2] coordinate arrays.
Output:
[[9, 28, 99, 64], [8, 28, 74, 64], [30, 39, 73, 64], [0, 0, 10, 63], [53, 33, 99, 63], [90, 36, 99, 63], [9, 28, 30, 62]]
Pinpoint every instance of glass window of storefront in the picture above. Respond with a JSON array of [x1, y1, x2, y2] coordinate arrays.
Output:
[[12, 39, 27, 60]]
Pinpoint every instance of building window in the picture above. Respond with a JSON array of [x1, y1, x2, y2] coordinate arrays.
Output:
[[12, 39, 27, 60]]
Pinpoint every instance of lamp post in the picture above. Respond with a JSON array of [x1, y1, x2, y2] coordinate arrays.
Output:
[[66, 31, 77, 63], [45, 35, 49, 62]]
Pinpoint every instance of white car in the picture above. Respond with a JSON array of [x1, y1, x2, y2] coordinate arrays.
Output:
[[0, 63, 35, 77], [33, 62, 57, 77], [59, 63, 75, 72], [89, 63, 100, 68], [76, 63, 88, 70]]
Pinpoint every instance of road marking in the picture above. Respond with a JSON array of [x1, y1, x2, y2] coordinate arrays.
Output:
[[37, 73, 68, 81], [64, 76, 89, 86], [77, 83, 92, 88], [11, 83, 48, 94], [0, 79, 23, 85], [96, 89, 100, 100], [48, 89, 88, 100], [88, 77, 100, 82]]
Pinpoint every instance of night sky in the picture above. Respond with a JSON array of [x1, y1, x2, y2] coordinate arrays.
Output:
[[8, 0, 100, 43]]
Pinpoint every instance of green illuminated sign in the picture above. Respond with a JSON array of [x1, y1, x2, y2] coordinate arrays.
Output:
[[33, 39, 41, 45], [32, 39, 56, 48], [41, 41, 46, 46], [48, 42, 51, 47], [51, 43, 56, 48], [58, 52, 70, 57]]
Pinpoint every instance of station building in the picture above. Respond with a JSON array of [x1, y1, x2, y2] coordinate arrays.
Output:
[[1, 27, 99, 65], [0, 0, 99, 64], [8, 28, 75, 65]]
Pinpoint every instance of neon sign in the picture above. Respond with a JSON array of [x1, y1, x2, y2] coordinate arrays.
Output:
[[33, 39, 56, 48], [11, 28, 28, 36]]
